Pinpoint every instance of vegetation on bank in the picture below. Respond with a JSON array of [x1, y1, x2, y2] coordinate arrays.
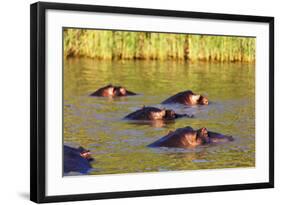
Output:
[[64, 28, 255, 62]]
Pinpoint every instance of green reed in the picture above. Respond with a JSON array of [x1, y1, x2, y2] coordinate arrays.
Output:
[[64, 28, 255, 62]]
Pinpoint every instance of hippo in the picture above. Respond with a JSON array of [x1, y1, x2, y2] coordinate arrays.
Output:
[[64, 145, 94, 174], [161, 90, 208, 105], [148, 126, 233, 148], [124, 106, 193, 121], [90, 84, 137, 97]]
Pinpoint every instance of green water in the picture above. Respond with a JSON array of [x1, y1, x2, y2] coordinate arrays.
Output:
[[64, 58, 255, 175]]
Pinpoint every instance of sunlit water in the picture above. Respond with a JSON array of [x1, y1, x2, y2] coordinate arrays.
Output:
[[64, 58, 255, 175]]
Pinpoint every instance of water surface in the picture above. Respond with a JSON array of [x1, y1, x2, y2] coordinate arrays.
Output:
[[64, 58, 255, 175]]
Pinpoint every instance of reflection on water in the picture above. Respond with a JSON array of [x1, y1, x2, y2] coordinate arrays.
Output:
[[64, 58, 255, 175]]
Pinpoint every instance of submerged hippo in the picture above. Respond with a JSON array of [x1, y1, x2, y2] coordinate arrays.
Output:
[[64, 145, 94, 174], [161, 90, 208, 105], [148, 126, 233, 148], [90, 84, 137, 97], [124, 106, 193, 121]]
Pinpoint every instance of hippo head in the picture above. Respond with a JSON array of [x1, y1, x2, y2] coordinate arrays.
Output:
[[78, 147, 94, 162], [189, 94, 208, 105], [196, 127, 211, 144], [208, 132, 234, 143], [164, 109, 177, 120], [113, 86, 127, 96], [196, 128, 233, 145], [198, 95, 209, 105]]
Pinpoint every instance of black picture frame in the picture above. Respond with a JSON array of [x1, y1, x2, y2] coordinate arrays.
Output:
[[30, 1, 274, 203]]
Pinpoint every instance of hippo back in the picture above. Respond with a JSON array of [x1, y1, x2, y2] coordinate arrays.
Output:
[[161, 90, 194, 104], [148, 126, 195, 148], [124, 107, 163, 120], [90, 84, 113, 97], [64, 145, 92, 174]]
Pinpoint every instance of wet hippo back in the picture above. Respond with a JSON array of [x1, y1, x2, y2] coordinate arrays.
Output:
[[148, 126, 197, 148], [90, 84, 137, 97], [161, 90, 208, 105], [124, 106, 192, 121], [148, 127, 233, 148], [90, 84, 114, 97], [161, 90, 193, 104], [64, 145, 93, 174], [124, 107, 165, 120]]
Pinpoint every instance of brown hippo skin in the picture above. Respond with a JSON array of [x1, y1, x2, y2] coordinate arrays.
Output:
[[148, 126, 233, 148], [161, 90, 208, 105], [124, 106, 193, 121], [90, 84, 137, 97]]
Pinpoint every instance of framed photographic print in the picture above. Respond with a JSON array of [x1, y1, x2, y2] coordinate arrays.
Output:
[[30, 1, 274, 203]]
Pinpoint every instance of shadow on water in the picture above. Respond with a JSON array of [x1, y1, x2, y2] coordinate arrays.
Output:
[[64, 58, 255, 175]]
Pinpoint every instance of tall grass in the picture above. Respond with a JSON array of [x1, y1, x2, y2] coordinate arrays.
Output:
[[64, 28, 255, 63]]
